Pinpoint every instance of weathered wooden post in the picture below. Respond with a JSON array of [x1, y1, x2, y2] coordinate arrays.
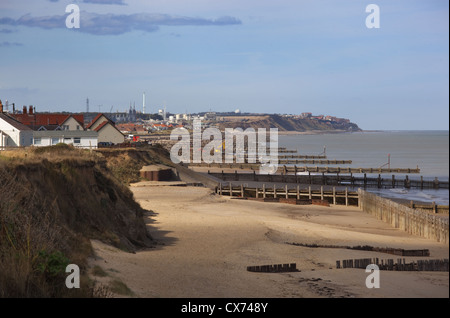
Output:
[[263, 184, 266, 199], [219, 182, 222, 195], [309, 186, 312, 199], [229, 182, 232, 197], [320, 186, 324, 201], [274, 184, 277, 198], [241, 184, 244, 197], [297, 185, 300, 200], [377, 174, 381, 188], [333, 187, 336, 205], [285, 185, 289, 199], [345, 187, 349, 206], [364, 173, 367, 188]]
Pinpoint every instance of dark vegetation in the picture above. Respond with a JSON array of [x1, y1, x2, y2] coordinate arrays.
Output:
[[0, 144, 158, 297]]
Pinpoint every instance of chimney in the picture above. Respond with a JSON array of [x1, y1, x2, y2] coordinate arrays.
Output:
[[29, 105, 33, 115], [0, 100, 3, 113], [23, 105, 27, 114]]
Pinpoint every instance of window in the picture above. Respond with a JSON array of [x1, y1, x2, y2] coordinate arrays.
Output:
[[52, 138, 59, 145], [34, 138, 41, 145], [74, 137, 81, 144], [76, 125, 80, 130], [63, 125, 69, 131]]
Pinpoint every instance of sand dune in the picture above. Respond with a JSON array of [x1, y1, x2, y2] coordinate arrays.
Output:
[[89, 185, 449, 298]]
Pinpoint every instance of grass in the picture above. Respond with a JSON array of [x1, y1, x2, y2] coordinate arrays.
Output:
[[109, 279, 134, 296], [91, 265, 108, 277]]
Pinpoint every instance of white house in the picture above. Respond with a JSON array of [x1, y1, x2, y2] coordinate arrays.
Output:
[[32, 130, 98, 149], [0, 113, 34, 149]]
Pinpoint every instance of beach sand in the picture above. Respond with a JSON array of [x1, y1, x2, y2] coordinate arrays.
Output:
[[89, 184, 449, 298]]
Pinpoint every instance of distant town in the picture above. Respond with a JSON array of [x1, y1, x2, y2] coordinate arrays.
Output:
[[0, 98, 360, 149]]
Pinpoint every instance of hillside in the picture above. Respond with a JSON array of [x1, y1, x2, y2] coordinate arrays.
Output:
[[216, 114, 361, 132], [0, 145, 154, 297]]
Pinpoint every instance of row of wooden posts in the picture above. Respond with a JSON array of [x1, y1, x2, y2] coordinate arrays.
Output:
[[208, 171, 448, 190], [216, 183, 359, 206], [336, 258, 449, 272]]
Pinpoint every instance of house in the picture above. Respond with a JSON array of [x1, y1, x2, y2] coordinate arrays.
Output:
[[0, 100, 33, 148], [87, 114, 125, 145], [32, 130, 98, 149], [11, 106, 84, 131]]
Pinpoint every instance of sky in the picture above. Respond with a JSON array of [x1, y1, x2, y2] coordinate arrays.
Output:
[[0, 0, 448, 130]]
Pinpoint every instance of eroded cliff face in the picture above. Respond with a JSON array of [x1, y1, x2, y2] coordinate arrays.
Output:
[[3, 157, 153, 252]]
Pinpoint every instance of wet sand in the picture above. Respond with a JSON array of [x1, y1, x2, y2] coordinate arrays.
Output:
[[89, 185, 449, 298]]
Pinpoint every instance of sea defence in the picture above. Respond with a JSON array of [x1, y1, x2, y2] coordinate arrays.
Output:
[[358, 189, 449, 244]]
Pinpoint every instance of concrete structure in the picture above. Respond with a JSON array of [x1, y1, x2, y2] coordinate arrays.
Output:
[[140, 165, 175, 181], [32, 130, 98, 149]]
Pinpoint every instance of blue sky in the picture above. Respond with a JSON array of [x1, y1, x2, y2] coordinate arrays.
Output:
[[0, 0, 448, 130]]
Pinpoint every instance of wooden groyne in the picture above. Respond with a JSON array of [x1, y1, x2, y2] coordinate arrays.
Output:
[[286, 243, 430, 257], [207, 171, 448, 189], [358, 189, 449, 244], [336, 258, 449, 272], [216, 183, 359, 206], [247, 263, 298, 273]]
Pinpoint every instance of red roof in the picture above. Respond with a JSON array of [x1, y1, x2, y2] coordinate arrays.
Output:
[[86, 113, 114, 129], [94, 120, 124, 136], [11, 113, 84, 129]]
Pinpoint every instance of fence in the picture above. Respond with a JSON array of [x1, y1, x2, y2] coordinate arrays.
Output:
[[358, 189, 449, 244]]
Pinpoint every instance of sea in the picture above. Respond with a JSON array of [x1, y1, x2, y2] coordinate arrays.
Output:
[[278, 130, 449, 205]]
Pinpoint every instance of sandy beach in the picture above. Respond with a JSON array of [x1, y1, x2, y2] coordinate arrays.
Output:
[[89, 184, 449, 298]]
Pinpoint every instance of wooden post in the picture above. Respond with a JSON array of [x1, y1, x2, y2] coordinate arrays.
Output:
[[433, 201, 437, 213], [241, 184, 244, 197], [297, 185, 300, 200], [308, 186, 312, 199], [345, 187, 349, 206], [392, 175, 395, 188], [285, 185, 289, 199], [263, 184, 266, 199], [274, 184, 277, 198], [219, 182, 222, 195], [364, 173, 367, 188], [320, 186, 324, 201], [229, 182, 232, 197], [333, 187, 336, 205], [377, 174, 381, 188], [235, 170, 238, 181], [256, 185, 259, 198], [308, 171, 312, 184]]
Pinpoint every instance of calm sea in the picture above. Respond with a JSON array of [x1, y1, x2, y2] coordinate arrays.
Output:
[[278, 130, 449, 205]]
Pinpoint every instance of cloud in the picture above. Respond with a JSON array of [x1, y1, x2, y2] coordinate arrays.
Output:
[[0, 28, 14, 33], [0, 41, 23, 47], [48, 0, 127, 4], [0, 12, 241, 35], [83, 0, 127, 5]]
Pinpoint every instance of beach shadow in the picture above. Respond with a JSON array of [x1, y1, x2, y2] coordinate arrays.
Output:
[[142, 209, 179, 249]]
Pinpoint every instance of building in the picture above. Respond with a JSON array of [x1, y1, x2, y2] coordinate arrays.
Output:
[[32, 130, 98, 149], [0, 100, 33, 148], [11, 106, 84, 131], [87, 114, 125, 145]]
